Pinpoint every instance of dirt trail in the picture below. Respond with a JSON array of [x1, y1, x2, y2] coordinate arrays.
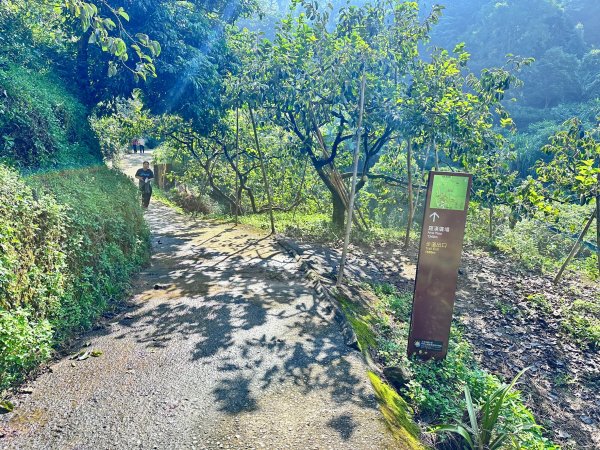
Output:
[[0, 152, 398, 450]]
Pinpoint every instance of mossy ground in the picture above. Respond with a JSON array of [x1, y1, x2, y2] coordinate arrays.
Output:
[[334, 293, 427, 448], [368, 372, 426, 450]]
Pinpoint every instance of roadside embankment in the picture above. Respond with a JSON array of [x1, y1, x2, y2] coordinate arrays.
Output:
[[0, 165, 149, 392]]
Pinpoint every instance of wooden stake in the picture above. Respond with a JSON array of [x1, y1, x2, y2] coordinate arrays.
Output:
[[337, 69, 367, 287], [553, 210, 596, 284], [249, 107, 275, 234], [235, 107, 240, 225]]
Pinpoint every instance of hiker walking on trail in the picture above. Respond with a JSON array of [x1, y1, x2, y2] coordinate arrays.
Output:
[[138, 137, 146, 154], [132, 138, 138, 154], [135, 161, 154, 209]]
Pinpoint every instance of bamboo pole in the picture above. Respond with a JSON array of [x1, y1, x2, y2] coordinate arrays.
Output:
[[403, 138, 414, 250], [596, 171, 599, 273], [337, 69, 367, 287], [553, 210, 596, 284], [234, 107, 240, 225], [249, 107, 276, 234]]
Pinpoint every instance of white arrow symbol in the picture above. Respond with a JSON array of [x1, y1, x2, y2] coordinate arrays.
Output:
[[429, 212, 440, 223]]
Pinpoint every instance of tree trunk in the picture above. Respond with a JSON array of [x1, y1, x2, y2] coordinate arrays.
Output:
[[206, 164, 237, 212], [308, 159, 349, 231], [332, 192, 346, 230], [249, 108, 275, 234], [404, 139, 414, 250], [244, 184, 258, 213]]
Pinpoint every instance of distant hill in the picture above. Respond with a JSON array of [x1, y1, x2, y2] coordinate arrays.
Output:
[[247, 0, 600, 127]]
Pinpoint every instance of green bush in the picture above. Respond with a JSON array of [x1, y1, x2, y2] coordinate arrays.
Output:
[[0, 165, 149, 390], [0, 309, 53, 388], [0, 64, 98, 168], [562, 300, 600, 350], [466, 201, 598, 280]]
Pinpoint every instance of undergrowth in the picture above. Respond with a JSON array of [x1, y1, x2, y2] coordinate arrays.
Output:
[[466, 201, 598, 281], [239, 210, 416, 245], [0, 64, 98, 168], [342, 283, 558, 449], [241, 204, 597, 282], [562, 299, 600, 350], [0, 165, 149, 391]]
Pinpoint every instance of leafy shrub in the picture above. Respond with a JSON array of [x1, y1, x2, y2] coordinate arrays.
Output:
[[466, 201, 597, 280], [167, 189, 218, 216], [0, 64, 98, 168], [28, 166, 150, 339], [435, 369, 536, 450], [562, 300, 600, 350], [0, 309, 53, 388], [0, 165, 149, 390], [0, 166, 66, 313], [526, 294, 552, 314]]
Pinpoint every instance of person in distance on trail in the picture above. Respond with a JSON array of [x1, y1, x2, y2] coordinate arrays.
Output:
[[132, 138, 138, 154], [138, 137, 146, 154], [135, 161, 154, 209]]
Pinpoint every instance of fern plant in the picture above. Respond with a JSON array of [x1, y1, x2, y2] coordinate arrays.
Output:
[[434, 368, 533, 449]]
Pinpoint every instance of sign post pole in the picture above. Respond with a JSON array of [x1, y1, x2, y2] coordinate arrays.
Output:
[[407, 171, 472, 360]]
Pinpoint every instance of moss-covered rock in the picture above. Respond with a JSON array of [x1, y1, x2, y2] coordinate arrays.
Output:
[[368, 372, 426, 450]]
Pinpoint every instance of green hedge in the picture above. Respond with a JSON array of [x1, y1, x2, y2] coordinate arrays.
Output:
[[0, 165, 149, 390]]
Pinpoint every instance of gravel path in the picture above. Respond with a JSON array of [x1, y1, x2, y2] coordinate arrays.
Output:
[[0, 152, 398, 450]]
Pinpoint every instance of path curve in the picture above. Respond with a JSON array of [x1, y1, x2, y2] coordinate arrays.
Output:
[[0, 152, 398, 450]]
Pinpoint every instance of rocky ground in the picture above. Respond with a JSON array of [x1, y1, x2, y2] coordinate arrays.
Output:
[[277, 235, 600, 449], [0, 153, 399, 450]]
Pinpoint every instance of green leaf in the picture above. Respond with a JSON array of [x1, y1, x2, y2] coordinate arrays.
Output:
[[434, 425, 475, 449], [488, 432, 511, 450], [108, 62, 118, 78], [117, 8, 130, 22], [464, 385, 480, 442]]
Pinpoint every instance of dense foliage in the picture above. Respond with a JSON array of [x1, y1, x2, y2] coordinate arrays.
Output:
[[0, 166, 149, 390], [0, 65, 99, 168], [118, 0, 597, 280]]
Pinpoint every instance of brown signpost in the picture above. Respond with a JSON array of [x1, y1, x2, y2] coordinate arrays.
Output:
[[407, 171, 472, 360]]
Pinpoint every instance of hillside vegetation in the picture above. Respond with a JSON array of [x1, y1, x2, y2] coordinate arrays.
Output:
[[0, 65, 99, 168], [0, 165, 149, 391], [0, 2, 151, 392]]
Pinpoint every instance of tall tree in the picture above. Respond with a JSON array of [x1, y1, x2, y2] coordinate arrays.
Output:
[[533, 117, 600, 276], [238, 0, 442, 229]]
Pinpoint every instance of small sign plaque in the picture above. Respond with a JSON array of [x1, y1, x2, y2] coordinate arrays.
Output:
[[408, 171, 472, 360]]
